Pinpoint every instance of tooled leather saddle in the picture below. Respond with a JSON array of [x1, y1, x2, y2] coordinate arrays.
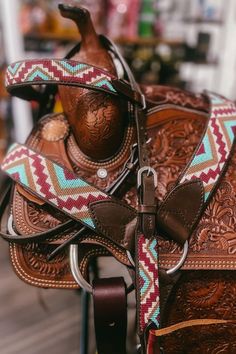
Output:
[[1, 4, 236, 354]]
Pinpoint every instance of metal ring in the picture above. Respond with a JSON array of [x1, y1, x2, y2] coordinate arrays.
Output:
[[166, 240, 188, 275], [7, 219, 94, 293], [7, 215, 17, 236], [141, 93, 146, 110], [69, 244, 135, 294], [70, 244, 93, 293], [9, 213, 187, 279], [126, 250, 135, 267]]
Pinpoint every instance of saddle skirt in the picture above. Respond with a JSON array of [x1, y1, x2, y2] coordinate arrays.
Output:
[[5, 93, 236, 289]]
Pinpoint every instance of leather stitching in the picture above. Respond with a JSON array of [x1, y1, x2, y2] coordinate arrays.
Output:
[[79, 235, 129, 263]]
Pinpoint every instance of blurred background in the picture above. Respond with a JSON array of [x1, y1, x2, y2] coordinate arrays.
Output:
[[0, 0, 236, 353], [0, 0, 236, 148]]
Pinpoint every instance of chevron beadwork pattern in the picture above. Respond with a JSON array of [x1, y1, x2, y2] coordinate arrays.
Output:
[[180, 93, 236, 200], [137, 234, 160, 333], [1, 143, 110, 229], [5, 59, 117, 95]]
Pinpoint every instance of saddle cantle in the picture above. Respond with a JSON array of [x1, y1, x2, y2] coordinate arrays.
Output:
[[1, 4, 236, 354]]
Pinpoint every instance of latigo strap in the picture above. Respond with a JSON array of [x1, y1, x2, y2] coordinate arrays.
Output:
[[93, 277, 127, 354]]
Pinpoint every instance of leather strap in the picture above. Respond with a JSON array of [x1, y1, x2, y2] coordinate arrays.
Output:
[[139, 174, 157, 237], [100, 36, 142, 99], [5, 59, 143, 107], [0, 183, 78, 243], [101, 36, 160, 350], [1, 144, 138, 255], [147, 335, 161, 354], [1, 143, 111, 231], [135, 232, 160, 337], [93, 277, 127, 354], [150, 318, 236, 337], [0, 144, 139, 253], [147, 319, 236, 354]]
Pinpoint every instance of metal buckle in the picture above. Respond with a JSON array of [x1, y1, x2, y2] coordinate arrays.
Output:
[[137, 166, 158, 189], [166, 240, 188, 275]]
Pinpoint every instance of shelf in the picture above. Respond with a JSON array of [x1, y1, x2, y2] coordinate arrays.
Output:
[[24, 33, 184, 47], [24, 32, 80, 42], [115, 37, 183, 47], [24, 32, 218, 67], [182, 59, 218, 66], [182, 18, 224, 25]]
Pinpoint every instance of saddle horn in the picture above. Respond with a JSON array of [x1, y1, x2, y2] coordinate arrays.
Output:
[[57, 4, 126, 161]]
